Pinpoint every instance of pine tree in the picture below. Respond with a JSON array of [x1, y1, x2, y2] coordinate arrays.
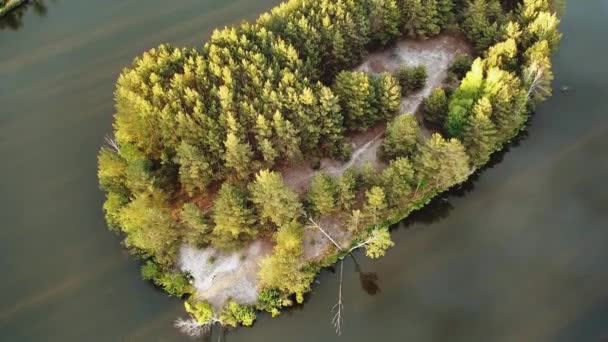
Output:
[[180, 203, 212, 247], [461, 0, 505, 52], [118, 188, 179, 266], [446, 58, 484, 138], [381, 157, 416, 206], [375, 73, 402, 120], [413, 133, 470, 191], [463, 98, 499, 167], [175, 142, 213, 195], [333, 71, 376, 130], [224, 132, 255, 181], [364, 186, 388, 225], [307, 173, 338, 215], [383, 114, 420, 159], [249, 170, 302, 227], [369, 0, 402, 46], [422, 87, 449, 125], [336, 169, 357, 210], [211, 183, 257, 250]]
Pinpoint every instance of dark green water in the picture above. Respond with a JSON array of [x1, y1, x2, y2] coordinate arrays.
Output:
[[1, 1, 607, 341]]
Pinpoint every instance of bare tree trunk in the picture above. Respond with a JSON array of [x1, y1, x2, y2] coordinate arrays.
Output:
[[104, 135, 120, 153], [332, 260, 344, 336], [305, 213, 343, 251]]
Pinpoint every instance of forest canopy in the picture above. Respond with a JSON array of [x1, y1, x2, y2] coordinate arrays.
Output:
[[98, 0, 563, 330]]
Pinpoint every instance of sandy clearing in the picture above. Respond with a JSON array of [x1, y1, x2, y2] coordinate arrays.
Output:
[[177, 239, 273, 309]]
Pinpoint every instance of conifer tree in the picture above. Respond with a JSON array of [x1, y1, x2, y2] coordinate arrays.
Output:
[[258, 221, 313, 302], [461, 0, 505, 52], [369, 0, 402, 46], [414, 133, 470, 191], [336, 169, 358, 211], [249, 170, 302, 227], [307, 173, 338, 215], [463, 98, 499, 167], [383, 114, 420, 159], [211, 183, 257, 250], [118, 188, 179, 266], [175, 142, 213, 195], [224, 132, 255, 181], [364, 186, 388, 225], [381, 157, 416, 206], [333, 71, 376, 130], [422, 87, 449, 125]]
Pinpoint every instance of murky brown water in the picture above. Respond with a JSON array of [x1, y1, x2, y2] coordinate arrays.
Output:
[[1, 1, 607, 341]]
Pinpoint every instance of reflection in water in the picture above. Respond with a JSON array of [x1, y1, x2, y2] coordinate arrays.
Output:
[[401, 195, 454, 228], [350, 255, 381, 296], [0, 0, 54, 30]]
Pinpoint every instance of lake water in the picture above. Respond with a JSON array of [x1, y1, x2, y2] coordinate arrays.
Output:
[[1, 1, 607, 341]]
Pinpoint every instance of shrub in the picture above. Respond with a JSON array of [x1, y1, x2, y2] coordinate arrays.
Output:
[[448, 54, 473, 80], [422, 88, 449, 125], [383, 114, 420, 159], [256, 289, 283, 317], [220, 301, 256, 327], [395, 65, 428, 95]]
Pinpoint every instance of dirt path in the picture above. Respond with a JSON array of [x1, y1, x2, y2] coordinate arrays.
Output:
[[283, 34, 471, 193]]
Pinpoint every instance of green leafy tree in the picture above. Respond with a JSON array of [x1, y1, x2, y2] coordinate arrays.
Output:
[[258, 221, 314, 302], [256, 289, 283, 317], [249, 170, 301, 227], [446, 58, 484, 138], [185, 300, 214, 324], [103, 192, 128, 231], [422, 88, 449, 125], [364, 228, 395, 258], [118, 188, 180, 266], [383, 114, 420, 159], [220, 301, 256, 327], [211, 183, 257, 250]]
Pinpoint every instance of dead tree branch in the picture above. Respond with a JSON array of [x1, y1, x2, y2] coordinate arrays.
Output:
[[104, 134, 120, 153], [331, 260, 344, 336], [304, 212, 343, 251]]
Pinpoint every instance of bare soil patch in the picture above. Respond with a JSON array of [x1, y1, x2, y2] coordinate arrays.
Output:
[[177, 239, 273, 309]]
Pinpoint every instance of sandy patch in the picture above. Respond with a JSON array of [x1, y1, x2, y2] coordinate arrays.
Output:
[[177, 239, 273, 309]]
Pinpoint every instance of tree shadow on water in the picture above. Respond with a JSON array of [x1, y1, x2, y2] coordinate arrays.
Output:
[[0, 0, 55, 31], [350, 255, 381, 296]]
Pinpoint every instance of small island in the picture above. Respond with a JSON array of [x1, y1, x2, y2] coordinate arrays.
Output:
[[97, 0, 563, 336]]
